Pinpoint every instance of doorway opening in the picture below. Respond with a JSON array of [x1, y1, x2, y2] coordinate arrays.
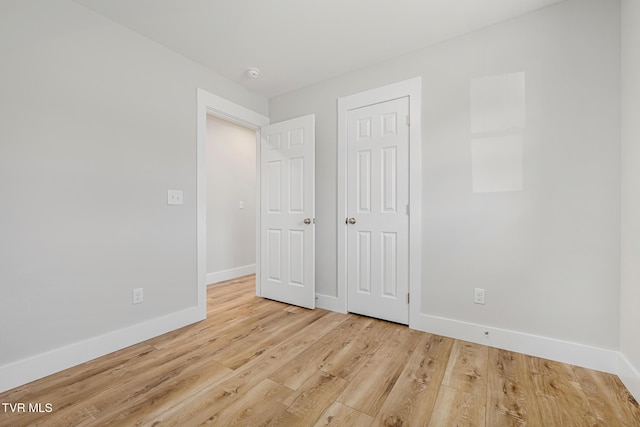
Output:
[[196, 89, 269, 319], [205, 115, 257, 285], [196, 89, 316, 317]]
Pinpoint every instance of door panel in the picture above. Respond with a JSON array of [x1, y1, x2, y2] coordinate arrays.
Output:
[[260, 115, 315, 309], [347, 98, 409, 324], [357, 150, 371, 212], [267, 161, 282, 212], [357, 231, 372, 293], [267, 229, 282, 280], [382, 231, 398, 297]]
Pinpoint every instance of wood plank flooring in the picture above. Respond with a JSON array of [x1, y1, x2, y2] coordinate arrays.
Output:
[[1, 275, 639, 426]]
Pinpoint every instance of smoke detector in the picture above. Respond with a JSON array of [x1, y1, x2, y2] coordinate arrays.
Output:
[[246, 67, 261, 78]]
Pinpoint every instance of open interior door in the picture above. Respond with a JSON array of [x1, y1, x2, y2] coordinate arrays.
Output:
[[259, 115, 315, 309]]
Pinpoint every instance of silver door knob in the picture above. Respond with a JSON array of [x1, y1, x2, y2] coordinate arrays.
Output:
[[347, 218, 356, 224], [304, 218, 312, 225]]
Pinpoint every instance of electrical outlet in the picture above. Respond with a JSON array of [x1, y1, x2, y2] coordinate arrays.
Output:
[[239, 200, 244, 209], [133, 288, 143, 304], [167, 190, 183, 205], [474, 288, 485, 305]]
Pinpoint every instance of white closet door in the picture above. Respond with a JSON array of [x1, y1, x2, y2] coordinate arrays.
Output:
[[347, 98, 409, 324]]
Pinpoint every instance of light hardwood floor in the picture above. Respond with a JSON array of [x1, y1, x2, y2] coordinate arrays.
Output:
[[1, 275, 639, 426]]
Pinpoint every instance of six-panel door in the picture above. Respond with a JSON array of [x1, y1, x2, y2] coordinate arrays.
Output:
[[260, 115, 315, 309], [346, 98, 410, 324]]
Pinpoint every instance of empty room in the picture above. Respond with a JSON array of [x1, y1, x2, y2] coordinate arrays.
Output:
[[1, 0, 640, 425]]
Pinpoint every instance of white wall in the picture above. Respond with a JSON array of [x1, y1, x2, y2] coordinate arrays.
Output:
[[270, 0, 620, 351], [0, 0, 266, 390], [206, 115, 256, 280], [620, 0, 640, 400]]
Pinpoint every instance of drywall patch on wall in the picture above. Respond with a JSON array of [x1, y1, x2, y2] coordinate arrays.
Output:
[[470, 72, 526, 133], [470, 72, 525, 193], [471, 135, 523, 193]]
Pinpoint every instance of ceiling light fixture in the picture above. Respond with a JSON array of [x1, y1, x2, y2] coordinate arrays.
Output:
[[246, 67, 261, 78]]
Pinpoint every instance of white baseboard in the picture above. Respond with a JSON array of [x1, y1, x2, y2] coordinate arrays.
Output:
[[207, 264, 256, 284], [411, 313, 619, 374], [3, 300, 636, 403], [619, 353, 640, 402], [315, 293, 347, 313], [0, 306, 204, 394]]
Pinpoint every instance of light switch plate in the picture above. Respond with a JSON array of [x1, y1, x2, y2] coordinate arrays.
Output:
[[168, 190, 183, 205]]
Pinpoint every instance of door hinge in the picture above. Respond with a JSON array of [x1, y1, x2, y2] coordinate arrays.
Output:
[[407, 293, 410, 304], [406, 115, 410, 126], [406, 204, 410, 215]]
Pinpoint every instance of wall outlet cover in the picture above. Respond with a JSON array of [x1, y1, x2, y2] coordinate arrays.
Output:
[[168, 190, 183, 205], [133, 288, 144, 304]]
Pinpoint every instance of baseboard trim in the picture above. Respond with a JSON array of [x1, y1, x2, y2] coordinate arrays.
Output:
[[0, 306, 203, 394], [411, 313, 618, 374], [206, 264, 256, 284], [619, 353, 640, 402], [315, 293, 347, 313], [2, 301, 635, 401]]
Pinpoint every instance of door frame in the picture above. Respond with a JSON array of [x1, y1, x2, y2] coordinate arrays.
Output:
[[336, 77, 422, 326], [196, 88, 269, 318]]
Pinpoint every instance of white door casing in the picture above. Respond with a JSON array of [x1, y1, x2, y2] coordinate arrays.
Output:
[[259, 115, 316, 309], [346, 98, 410, 324], [336, 77, 422, 327], [197, 89, 270, 318]]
